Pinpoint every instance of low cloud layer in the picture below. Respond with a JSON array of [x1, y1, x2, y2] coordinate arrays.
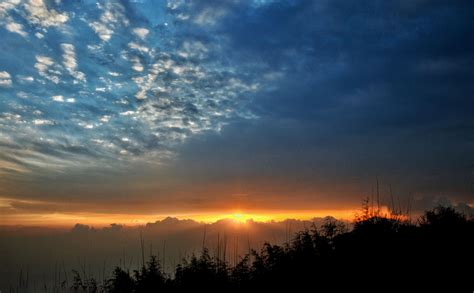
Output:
[[0, 216, 342, 288]]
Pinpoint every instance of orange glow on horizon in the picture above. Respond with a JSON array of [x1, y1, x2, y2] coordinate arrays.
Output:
[[0, 208, 360, 228]]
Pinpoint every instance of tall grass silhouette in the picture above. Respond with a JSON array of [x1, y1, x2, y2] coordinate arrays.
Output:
[[59, 206, 473, 292]]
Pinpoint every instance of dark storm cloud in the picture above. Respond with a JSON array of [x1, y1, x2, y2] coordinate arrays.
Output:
[[167, 0, 474, 205]]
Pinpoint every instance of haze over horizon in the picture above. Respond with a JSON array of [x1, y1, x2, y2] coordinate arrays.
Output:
[[1, 0, 473, 228]]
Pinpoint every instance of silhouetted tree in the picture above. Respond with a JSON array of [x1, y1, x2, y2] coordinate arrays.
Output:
[[134, 255, 165, 292], [106, 267, 134, 293], [99, 206, 474, 292]]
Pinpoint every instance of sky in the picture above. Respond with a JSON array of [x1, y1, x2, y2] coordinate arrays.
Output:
[[0, 0, 473, 226]]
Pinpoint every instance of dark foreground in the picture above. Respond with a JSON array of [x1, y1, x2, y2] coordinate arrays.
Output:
[[12, 207, 474, 292]]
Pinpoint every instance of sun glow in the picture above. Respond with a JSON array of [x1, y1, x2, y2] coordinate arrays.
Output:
[[0, 197, 359, 227], [0, 210, 359, 228], [227, 212, 270, 223], [232, 213, 244, 222], [189, 209, 356, 224]]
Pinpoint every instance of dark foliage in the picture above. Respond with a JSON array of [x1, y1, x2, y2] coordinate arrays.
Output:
[[100, 206, 473, 292]]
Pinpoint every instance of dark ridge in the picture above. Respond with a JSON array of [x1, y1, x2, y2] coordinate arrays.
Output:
[[28, 206, 471, 293]]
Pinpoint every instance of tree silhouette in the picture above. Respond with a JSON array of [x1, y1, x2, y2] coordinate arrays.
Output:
[[99, 206, 473, 292], [106, 267, 134, 293]]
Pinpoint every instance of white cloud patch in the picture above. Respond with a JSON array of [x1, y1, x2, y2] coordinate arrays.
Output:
[[120, 111, 135, 116], [33, 119, 53, 125], [175, 13, 189, 21], [0, 71, 12, 87], [178, 41, 208, 60], [130, 57, 144, 72], [17, 75, 34, 83], [5, 21, 28, 37], [89, 21, 113, 41], [128, 42, 150, 54], [133, 74, 156, 100], [89, 2, 128, 42], [131, 59, 169, 100], [194, 7, 227, 26], [61, 44, 77, 70], [0, 1, 25, 39], [0, 0, 21, 18], [35, 55, 54, 67], [0, 0, 20, 9], [100, 115, 111, 123], [34, 55, 60, 84], [52, 95, 64, 102], [25, 0, 69, 27], [61, 43, 86, 83], [132, 27, 149, 40], [166, 0, 184, 10], [51, 95, 74, 103]]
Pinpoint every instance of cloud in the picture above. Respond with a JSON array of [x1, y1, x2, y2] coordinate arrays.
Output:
[[34, 55, 54, 67], [32, 119, 53, 125], [89, 21, 113, 41], [0, 0, 266, 182], [177, 41, 208, 60], [0, 4, 21, 44], [5, 21, 27, 37], [24, 0, 69, 27], [51, 95, 74, 103], [0, 0, 21, 18], [0, 71, 12, 87], [412, 196, 474, 216], [132, 27, 149, 39], [61, 44, 77, 70], [89, 1, 128, 42], [128, 42, 150, 54], [34, 55, 60, 84], [16, 75, 34, 83], [52, 95, 64, 102], [0, 0, 19, 10], [61, 43, 86, 83], [194, 7, 227, 26], [130, 56, 144, 72]]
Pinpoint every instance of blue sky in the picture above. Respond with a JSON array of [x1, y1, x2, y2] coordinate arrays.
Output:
[[0, 0, 473, 222]]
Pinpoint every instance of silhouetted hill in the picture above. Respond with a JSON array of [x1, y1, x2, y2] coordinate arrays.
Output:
[[68, 206, 473, 292]]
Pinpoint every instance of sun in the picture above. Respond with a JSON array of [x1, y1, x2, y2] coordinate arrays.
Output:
[[227, 211, 272, 223], [231, 212, 247, 223]]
